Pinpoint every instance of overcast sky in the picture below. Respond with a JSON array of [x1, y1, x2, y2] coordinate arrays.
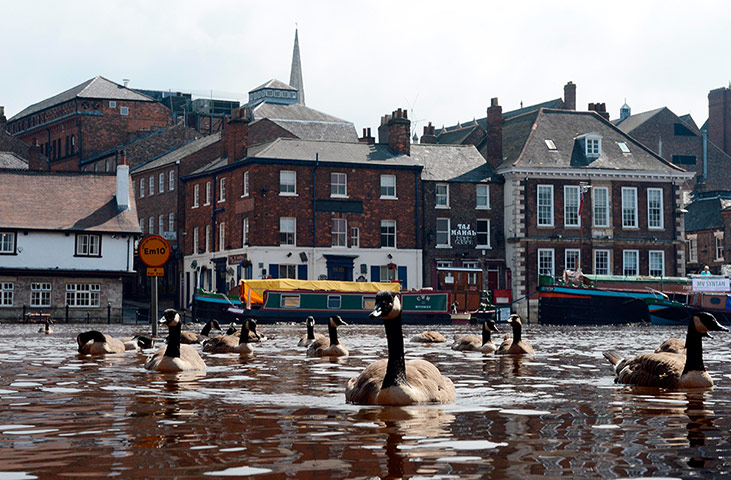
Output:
[[3, 0, 730, 136]]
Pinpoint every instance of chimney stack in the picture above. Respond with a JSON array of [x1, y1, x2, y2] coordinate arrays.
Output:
[[485, 98, 503, 168], [708, 86, 731, 156], [0, 106, 6, 130], [420, 122, 438, 144], [564, 82, 576, 110], [223, 107, 249, 163], [27, 139, 47, 171], [116, 150, 130, 211], [588, 102, 610, 121], [358, 127, 375, 143], [387, 108, 411, 156], [378, 114, 392, 143]]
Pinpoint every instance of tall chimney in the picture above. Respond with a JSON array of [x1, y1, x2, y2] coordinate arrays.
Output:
[[116, 151, 130, 211], [588, 102, 610, 121], [378, 114, 392, 144], [223, 107, 249, 163], [486, 98, 503, 168], [27, 139, 46, 171], [564, 82, 576, 110], [420, 122, 438, 144], [359, 127, 375, 143], [708, 86, 731, 156], [0, 106, 6, 130], [387, 108, 411, 156]]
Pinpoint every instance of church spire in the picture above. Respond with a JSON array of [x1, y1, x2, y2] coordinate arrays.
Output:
[[289, 28, 305, 105]]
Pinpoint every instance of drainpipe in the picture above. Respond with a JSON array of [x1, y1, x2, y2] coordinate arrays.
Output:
[[702, 130, 708, 180], [312, 153, 318, 278]]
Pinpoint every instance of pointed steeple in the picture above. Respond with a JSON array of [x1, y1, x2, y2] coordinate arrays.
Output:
[[289, 28, 305, 105]]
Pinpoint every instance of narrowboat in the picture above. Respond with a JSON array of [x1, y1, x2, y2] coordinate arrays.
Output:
[[192, 279, 452, 324], [538, 284, 653, 325]]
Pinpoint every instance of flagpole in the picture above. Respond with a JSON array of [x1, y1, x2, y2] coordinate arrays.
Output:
[[579, 182, 591, 273]]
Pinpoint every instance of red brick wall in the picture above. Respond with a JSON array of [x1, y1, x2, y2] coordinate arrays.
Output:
[[249, 119, 297, 146]]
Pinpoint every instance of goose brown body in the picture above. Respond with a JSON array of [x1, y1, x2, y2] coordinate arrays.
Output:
[[410, 331, 446, 343], [655, 338, 685, 354], [496, 315, 534, 355], [77, 331, 126, 355], [298, 316, 326, 347], [179, 319, 222, 344], [202, 318, 259, 354], [451, 319, 499, 353], [345, 290, 455, 406], [144, 309, 206, 372], [604, 312, 727, 389], [306, 316, 348, 357], [38, 318, 53, 334]]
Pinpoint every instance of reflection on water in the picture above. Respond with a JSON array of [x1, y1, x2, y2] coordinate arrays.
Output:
[[0, 322, 730, 478]]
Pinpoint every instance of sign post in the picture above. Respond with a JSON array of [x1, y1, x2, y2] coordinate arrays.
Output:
[[138, 235, 172, 337]]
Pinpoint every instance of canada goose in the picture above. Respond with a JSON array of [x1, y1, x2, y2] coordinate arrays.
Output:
[[77, 330, 126, 355], [345, 290, 456, 406], [496, 314, 534, 355], [603, 312, 727, 389], [203, 318, 259, 354], [38, 318, 53, 334], [306, 315, 348, 357], [298, 316, 326, 347], [225, 322, 265, 342], [655, 338, 686, 354], [451, 319, 499, 353], [179, 319, 222, 344], [144, 309, 206, 372], [410, 330, 446, 343], [122, 335, 155, 351]]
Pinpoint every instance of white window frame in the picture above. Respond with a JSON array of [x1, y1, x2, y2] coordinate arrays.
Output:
[[149, 176, 155, 196], [168, 213, 174, 232], [242, 217, 249, 245], [564, 185, 580, 227], [621, 187, 638, 228], [219, 178, 226, 202], [280, 171, 297, 195], [332, 218, 347, 247], [623, 250, 639, 276], [647, 188, 664, 230], [381, 220, 396, 248], [205, 181, 211, 205], [205, 225, 211, 252], [380, 175, 397, 199], [169, 170, 175, 191], [476, 219, 490, 249], [331, 172, 347, 197], [436, 260, 453, 268], [649, 250, 665, 277], [565, 248, 581, 272], [350, 227, 360, 248], [30, 282, 52, 307], [280, 217, 296, 246], [538, 248, 555, 281], [537, 185, 554, 227], [159, 173, 165, 194], [139, 219, 145, 235], [592, 187, 609, 228], [594, 249, 611, 275], [0, 232, 16, 254], [158, 215, 165, 236], [380, 265, 397, 281], [0, 282, 13, 306], [149, 217, 154, 235], [193, 227, 199, 253], [66, 283, 100, 307], [714, 232, 724, 261], [120, 106, 129, 116], [193, 184, 199, 208], [139, 178, 145, 198], [435, 183, 449, 208], [242, 171, 249, 197], [435, 218, 450, 247], [476, 184, 490, 210], [76, 234, 100, 256], [219, 222, 226, 251], [586, 137, 601, 157], [279, 264, 297, 279], [687, 234, 698, 263]]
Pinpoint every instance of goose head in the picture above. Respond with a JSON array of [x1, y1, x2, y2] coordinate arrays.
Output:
[[370, 290, 401, 321], [693, 312, 728, 338], [134, 335, 155, 349], [329, 315, 348, 327], [76, 330, 106, 352], [244, 318, 259, 338], [159, 308, 181, 327], [226, 322, 239, 335], [306, 316, 316, 328], [508, 314, 522, 327], [483, 318, 499, 333]]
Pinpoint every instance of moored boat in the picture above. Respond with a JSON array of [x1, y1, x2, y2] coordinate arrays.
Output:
[[538, 284, 653, 325]]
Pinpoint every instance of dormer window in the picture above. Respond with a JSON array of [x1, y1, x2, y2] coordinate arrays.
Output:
[[577, 133, 602, 159]]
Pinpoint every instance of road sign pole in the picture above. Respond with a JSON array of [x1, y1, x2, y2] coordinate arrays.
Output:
[[151, 276, 158, 337]]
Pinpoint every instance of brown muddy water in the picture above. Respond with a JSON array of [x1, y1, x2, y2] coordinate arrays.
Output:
[[0, 321, 730, 479]]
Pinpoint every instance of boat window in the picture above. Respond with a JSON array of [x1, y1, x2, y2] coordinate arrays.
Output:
[[281, 294, 300, 308], [328, 295, 342, 309], [363, 296, 376, 310], [710, 297, 721, 305]]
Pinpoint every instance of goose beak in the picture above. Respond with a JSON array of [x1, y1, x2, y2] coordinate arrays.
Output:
[[158, 316, 167, 325], [369, 305, 383, 319]]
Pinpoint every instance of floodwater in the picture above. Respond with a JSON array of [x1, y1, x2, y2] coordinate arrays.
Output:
[[1, 321, 730, 479]]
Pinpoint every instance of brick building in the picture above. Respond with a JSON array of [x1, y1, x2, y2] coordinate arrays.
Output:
[[180, 109, 424, 307], [0, 107, 48, 171], [6, 76, 172, 171], [684, 194, 730, 275], [495, 107, 694, 318]]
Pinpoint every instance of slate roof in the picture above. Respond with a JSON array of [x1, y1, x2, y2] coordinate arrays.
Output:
[[189, 157, 227, 175], [0, 129, 39, 163], [249, 102, 358, 142], [436, 98, 565, 136], [247, 138, 422, 167], [131, 132, 220, 174], [10, 76, 155, 121], [0, 171, 140, 233], [410, 144, 496, 182], [685, 197, 726, 232], [249, 79, 297, 93], [613, 107, 664, 133], [499, 109, 688, 174], [0, 152, 27, 170]]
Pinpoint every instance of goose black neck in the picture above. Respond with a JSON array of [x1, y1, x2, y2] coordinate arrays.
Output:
[[481, 326, 492, 345], [201, 322, 213, 336], [328, 323, 340, 345], [165, 323, 182, 358], [239, 327, 251, 345], [512, 321, 522, 343], [381, 314, 408, 389], [306, 322, 315, 340], [683, 321, 705, 374]]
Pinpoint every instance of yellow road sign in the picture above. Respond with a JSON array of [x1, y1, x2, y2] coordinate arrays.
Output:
[[139, 235, 171, 267]]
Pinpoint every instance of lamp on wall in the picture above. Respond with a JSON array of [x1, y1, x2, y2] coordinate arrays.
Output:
[[387, 254, 393, 259]]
